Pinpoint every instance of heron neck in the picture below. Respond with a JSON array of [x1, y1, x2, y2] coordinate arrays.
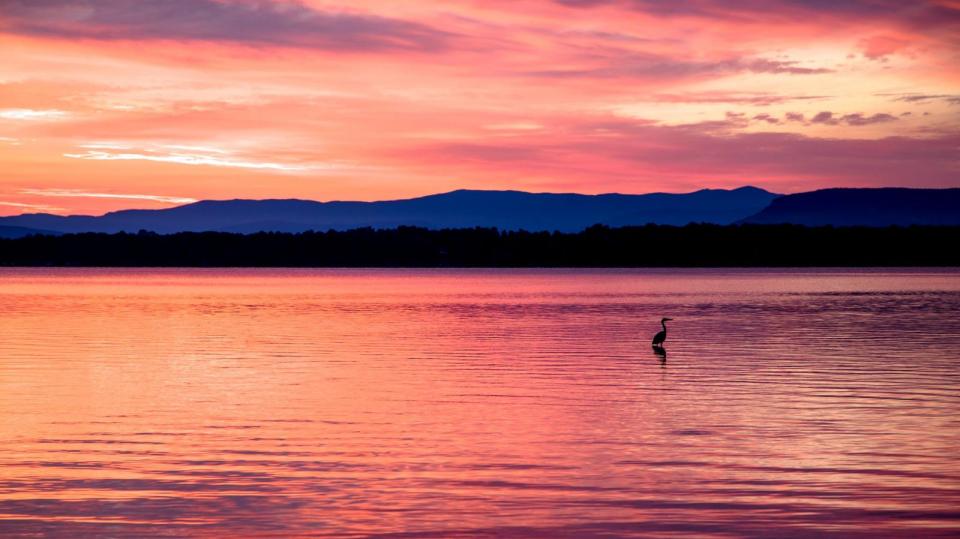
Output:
[[661, 321, 667, 330]]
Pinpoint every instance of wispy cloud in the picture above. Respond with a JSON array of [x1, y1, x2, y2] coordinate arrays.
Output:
[[1, 0, 451, 52], [651, 92, 830, 106], [20, 189, 197, 205], [527, 54, 832, 79], [0, 200, 65, 212], [485, 122, 545, 131], [885, 93, 960, 105], [64, 146, 312, 172], [0, 108, 68, 121]]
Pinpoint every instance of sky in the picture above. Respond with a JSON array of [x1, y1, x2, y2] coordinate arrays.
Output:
[[1, 0, 958, 215]]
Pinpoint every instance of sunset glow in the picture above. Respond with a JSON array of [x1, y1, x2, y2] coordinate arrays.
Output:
[[1, 0, 958, 215]]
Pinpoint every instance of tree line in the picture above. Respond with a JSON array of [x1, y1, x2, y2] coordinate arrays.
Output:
[[1, 224, 957, 267]]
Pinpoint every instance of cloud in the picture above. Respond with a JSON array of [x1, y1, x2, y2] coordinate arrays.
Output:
[[796, 111, 899, 126], [63, 144, 314, 172], [650, 110, 898, 129], [414, 117, 960, 189], [652, 92, 830, 106], [858, 35, 910, 60], [810, 111, 838, 125], [0, 109, 69, 121], [0, 200, 65, 212], [558, 29, 664, 43], [0, 0, 451, 52], [20, 189, 197, 204], [745, 58, 833, 75], [753, 113, 780, 124], [551, 0, 960, 29], [887, 94, 960, 105], [527, 53, 831, 79], [840, 113, 898, 126], [669, 111, 752, 132], [485, 122, 545, 131]]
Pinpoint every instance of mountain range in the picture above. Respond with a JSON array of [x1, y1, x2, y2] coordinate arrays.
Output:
[[740, 188, 960, 226], [0, 186, 957, 237], [0, 186, 777, 236], [0, 225, 60, 239]]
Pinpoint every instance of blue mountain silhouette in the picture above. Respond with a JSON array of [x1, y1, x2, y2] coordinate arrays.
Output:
[[740, 188, 960, 226], [0, 187, 777, 234], [0, 225, 61, 239]]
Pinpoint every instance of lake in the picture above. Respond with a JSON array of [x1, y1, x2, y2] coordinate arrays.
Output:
[[1, 268, 959, 537]]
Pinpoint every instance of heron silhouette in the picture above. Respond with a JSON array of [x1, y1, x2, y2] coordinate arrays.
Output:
[[652, 317, 673, 348]]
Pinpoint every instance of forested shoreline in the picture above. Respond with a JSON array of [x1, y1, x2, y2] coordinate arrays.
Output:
[[1, 224, 958, 267]]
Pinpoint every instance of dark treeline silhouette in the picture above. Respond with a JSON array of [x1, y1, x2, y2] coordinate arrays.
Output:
[[1, 224, 958, 267]]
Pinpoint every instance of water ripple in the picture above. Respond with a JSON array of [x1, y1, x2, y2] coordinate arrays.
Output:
[[1, 268, 958, 537]]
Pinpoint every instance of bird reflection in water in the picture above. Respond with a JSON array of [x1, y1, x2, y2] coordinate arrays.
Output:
[[652, 344, 667, 366]]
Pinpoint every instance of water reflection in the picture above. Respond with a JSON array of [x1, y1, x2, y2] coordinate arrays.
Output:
[[652, 345, 667, 365], [1, 268, 959, 537]]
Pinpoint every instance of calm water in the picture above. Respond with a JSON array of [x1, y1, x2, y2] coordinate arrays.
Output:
[[1, 268, 959, 538]]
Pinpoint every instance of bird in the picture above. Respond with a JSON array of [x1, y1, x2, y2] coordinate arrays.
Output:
[[652, 317, 673, 347]]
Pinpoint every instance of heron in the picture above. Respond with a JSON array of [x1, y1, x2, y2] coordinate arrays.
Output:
[[652, 317, 673, 347]]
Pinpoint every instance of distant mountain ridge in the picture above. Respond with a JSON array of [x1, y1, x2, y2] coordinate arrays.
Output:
[[0, 187, 778, 234], [741, 188, 960, 226], [3, 186, 957, 235], [0, 225, 61, 239]]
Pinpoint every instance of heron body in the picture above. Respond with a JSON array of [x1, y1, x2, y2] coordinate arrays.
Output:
[[652, 317, 672, 346]]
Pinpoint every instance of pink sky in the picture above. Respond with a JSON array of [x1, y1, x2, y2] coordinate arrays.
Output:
[[1, 0, 958, 215]]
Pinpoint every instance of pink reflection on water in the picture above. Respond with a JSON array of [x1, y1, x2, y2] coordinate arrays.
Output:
[[1, 268, 959, 537]]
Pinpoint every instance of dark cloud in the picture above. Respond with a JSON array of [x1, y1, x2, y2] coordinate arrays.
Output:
[[670, 111, 751, 132], [887, 94, 960, 105], [527, 53, 831, 79], [683, 111, 897, 129], [753, 113, 780, 124], [551, 0, 960, 29], [811, 111, 839, 125], [653, 93, 829, 106], [802, 111, 899, 126], [841, 113, 898, 126], [0, 0, 451, 52], [747, 59, 833, 75]]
